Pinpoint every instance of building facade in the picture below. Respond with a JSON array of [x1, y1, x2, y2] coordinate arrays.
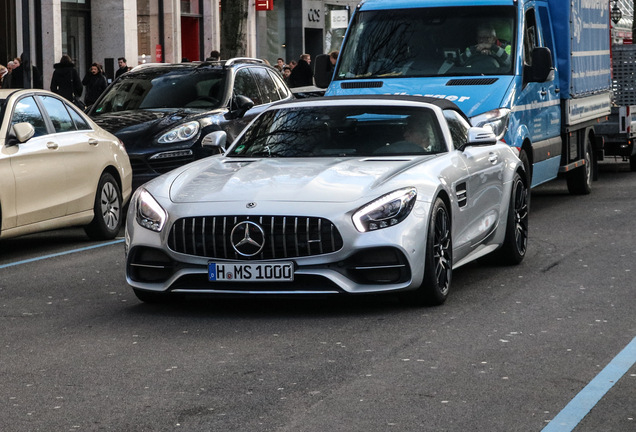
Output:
[[2, 0, 353, 92]]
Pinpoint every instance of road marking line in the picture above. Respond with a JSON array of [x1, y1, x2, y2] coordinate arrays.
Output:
[[542, 336, 636, 432], [0, 239, 125, 269]]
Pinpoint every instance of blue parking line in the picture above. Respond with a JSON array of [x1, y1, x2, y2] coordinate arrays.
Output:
[[542, 336, 636, 432], [0, 239, 125, 269]]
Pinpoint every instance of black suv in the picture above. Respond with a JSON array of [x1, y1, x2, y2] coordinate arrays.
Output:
[[88, 58, 294, 189]]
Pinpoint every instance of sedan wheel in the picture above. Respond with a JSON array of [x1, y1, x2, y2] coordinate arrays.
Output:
[[85, 172, 122, 240]]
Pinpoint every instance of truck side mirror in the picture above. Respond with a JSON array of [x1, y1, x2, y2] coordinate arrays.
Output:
[[314, 54, 332, 89], [531, 47, 554, 83]]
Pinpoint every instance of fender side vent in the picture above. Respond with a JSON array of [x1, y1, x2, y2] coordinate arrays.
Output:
[[341, 81, 383, 89], [456, 182, 467, 208], [446, 78, 498, 86]]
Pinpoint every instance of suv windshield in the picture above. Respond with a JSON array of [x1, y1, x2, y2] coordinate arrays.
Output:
[[336, 6, 516, 79], [93, 68, 227, 114], [230, 105, 446, 158]]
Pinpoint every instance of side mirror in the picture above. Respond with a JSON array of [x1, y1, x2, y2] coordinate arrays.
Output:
[[230, 95, 254, 119], [530, 47, 554, 83], [11, 122, 36, 144], [314, 54, 332, 89], [201, 130, 227, 152], [465, 127, 497, 147]]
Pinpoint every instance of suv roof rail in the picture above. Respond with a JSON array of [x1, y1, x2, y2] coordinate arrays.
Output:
[[224, 57, 265, 66]]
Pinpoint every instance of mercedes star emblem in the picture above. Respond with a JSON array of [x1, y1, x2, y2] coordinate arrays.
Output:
[[246, 202, 257, 209], [231, 221, 266, 256]]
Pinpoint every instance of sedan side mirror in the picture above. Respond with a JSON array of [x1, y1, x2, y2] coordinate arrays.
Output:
[[201, 130, 227, 152], [9, 122, 36, 145], [465, 127, 497, 147]]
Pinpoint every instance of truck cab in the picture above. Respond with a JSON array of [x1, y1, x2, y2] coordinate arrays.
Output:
[[319, 0, 611, 194]]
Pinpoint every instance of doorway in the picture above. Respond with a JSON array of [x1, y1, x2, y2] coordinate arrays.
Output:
[[62, 3, 91, 81], [304, 28, 323, 72]]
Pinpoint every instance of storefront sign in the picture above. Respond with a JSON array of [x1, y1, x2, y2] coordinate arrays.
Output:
[[330, 10, 349, 29], [255, 0, 273, 11], [304, 1, 323, 29], [155, 45, 162, 63]]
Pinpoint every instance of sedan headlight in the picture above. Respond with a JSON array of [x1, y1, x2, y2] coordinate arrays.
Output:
[[352, 188, 417, 233], [470, 108, 510, 140], [158, 121, 200, 144], [135, 188, 167, 232]]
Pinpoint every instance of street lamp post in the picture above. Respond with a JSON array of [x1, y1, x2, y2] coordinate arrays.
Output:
[[612, 0, 623, 25]]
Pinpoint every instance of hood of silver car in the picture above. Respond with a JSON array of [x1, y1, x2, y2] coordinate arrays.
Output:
[[169, 156, 435, 203]]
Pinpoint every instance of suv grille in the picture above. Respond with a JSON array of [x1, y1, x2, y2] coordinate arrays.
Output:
[[168, 215, 344, 260]]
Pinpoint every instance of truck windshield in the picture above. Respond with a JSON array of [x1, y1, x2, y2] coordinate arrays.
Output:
[[336, 6, 516, 80]]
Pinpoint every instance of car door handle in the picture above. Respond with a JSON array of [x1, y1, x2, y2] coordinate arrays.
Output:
[[488, 153, 498, 164], [88, 139, 99, 146], [46, 142, 59, 150]]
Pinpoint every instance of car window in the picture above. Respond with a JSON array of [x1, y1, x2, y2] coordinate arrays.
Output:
[[11, 96, 48, 137], [233, 68, 263, 106], [268, 69, 291, 100], [443, 110, 470, 150], [66, 103, 92, 130], [251, 67, 279, 103], [39, 96, 76, 133]]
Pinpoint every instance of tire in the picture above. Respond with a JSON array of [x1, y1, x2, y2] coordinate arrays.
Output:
[[400, 198, 452, 306], [566, 136, 593, 195], [518, 149, 531, 187], [496, 171, 528, 265], [84, 172, 122, 240], [630, 154, 636, 172]]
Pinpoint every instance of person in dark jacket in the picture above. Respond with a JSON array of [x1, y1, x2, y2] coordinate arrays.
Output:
[[82, 62, 108, 106], [288, 54, 314, 88], [50, 55, 83, 102], [115, 57, 129, 79], [10, 53, 43, 89]]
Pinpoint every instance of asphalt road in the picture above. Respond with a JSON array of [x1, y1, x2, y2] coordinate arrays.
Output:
[[1, 162, 635, 432]]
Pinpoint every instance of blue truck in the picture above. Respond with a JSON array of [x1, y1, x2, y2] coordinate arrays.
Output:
[[315, 0, 612, 194]]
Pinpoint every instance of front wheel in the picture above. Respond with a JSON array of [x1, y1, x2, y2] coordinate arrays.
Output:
[[84, 172, 122, 240], [400, 198, 452, 306], [496, 172, 529, 265], [566, 137, 593, 195]]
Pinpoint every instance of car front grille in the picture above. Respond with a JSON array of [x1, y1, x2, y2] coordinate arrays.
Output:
[[168, 215, 344, 260]]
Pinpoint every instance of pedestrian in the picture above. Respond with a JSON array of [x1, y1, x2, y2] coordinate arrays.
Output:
[[282, 66, 291, 84], [206, 50, 220, 61], [325, 50, 339, 84], [0, 65, 7, 88], [289, 60, 297, 70], [10, 53, 42, 89], [82, 62, 108, 106], [115, 57, 129, 79], [274, 57, 286, 73], [50, 55, 83, 103], [2, 61, 14, 88], [288, 54, 313, 88]]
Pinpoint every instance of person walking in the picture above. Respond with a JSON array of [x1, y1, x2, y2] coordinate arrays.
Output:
[[115, 57, 129, 79], [50, 55, 83, 102], [82, 62, 108, 106]]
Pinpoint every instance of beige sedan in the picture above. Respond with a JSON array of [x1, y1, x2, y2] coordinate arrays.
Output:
[[0, 89, 132, 240]]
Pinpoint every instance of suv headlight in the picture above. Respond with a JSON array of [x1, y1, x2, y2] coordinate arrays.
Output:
[[158, 121, 200, 144], [352, 188, 417, 233], [470, 109, 510, 140], [135, 188, 167, 232]]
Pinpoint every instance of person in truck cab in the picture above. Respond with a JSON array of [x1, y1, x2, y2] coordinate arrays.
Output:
[[439, 24, 511, 73]]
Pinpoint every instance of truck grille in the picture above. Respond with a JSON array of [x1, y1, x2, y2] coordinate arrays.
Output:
[[168, 215, 344, 260]]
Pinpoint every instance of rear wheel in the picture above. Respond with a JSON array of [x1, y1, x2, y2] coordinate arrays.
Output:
[[85, 172, 122, 240], [496, 171, 528, 265], [566, 136, 593, 195], [400, 198, 452, 306]]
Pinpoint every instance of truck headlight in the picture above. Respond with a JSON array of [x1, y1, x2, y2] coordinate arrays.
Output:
[[158, 121, 200, 144], [471, 109, 510, 140], [352, 188, 417, 232], [135, 188, 167, 232]]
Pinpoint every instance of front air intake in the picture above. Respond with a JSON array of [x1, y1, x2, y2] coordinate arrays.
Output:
[[340, 81, 383, 89], [446, 78, 498, 86]]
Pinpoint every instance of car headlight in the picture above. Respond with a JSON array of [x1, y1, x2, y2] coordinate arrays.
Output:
[[352, 188, 417, 233], [135, 188, 167, 232], [470, 108, 510, 140], [158, 121, 200, 144]]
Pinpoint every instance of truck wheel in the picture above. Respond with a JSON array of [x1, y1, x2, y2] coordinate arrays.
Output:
[[566, 137, 592, 195], [630, 154, 636, 172]]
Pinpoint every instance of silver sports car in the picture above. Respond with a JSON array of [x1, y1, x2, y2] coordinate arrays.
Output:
[[125, 96, 528, 305]]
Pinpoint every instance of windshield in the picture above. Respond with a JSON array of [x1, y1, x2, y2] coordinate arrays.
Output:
[[336, 6, 516, 79], [229, 105, 446, 158], [92, 68, 227, 114]]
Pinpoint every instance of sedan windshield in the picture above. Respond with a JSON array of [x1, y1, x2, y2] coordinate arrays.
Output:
[[336, 6, 516, 79], [92, 68, 227, 114], [229, 105, 446, 158]]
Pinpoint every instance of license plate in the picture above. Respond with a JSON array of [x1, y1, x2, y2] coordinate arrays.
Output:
[[208, 262, 294, 282]]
